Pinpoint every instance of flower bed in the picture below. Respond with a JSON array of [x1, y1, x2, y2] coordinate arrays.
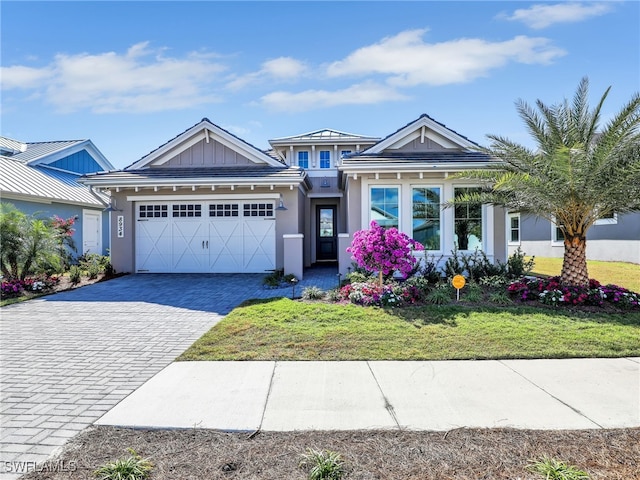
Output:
[[1, 275, 60, 299], [507, 276, 639, 309]]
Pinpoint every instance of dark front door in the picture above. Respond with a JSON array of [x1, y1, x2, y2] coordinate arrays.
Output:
[[316, 206, 337, 261]]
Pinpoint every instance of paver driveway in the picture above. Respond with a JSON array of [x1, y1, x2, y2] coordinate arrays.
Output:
[[0, 269, 337, 479]]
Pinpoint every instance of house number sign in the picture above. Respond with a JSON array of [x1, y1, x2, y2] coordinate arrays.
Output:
[[117, 215, 125, 238]]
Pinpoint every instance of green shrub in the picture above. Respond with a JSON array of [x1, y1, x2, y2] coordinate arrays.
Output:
[[463, 282, 483, 302], [302, 286, 326, 300], [300, 448, 345, 480], [527, 456, 589, 479], [489, 290, 513, 305], [507, 247, 535, 278], [426, 284, 453, 305], [68, 265, 82, 285], [94, 449, 153, 480]]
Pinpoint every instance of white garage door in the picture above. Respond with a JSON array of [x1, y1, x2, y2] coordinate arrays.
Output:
[[136, 201, 276, 273]]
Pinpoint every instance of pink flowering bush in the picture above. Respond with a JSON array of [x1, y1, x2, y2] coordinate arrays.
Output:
[[347, 221, 424, 285], [337, 281, 424, 307]]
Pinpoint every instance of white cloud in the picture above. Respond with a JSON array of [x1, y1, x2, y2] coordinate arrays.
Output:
[[227, 56, 307, 90], [260, 81, 407, 112], [327, 29, 566, 86], [2, 42, 227, 113], [1, 65, 54, 89], [499, 2, 613, 29]]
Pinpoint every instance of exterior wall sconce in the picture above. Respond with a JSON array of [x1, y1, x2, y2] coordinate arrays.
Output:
[[321, 177, 330, 188], [276, 193, 288, 211]]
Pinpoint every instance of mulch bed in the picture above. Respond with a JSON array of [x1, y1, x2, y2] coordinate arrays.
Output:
[[23, 426, 640, 479]]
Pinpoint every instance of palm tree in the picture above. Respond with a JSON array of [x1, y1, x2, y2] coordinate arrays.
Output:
[[454, 78, 640, 287]]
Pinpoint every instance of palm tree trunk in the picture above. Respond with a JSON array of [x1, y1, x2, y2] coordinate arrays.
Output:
[[561, 235, 589, 287]]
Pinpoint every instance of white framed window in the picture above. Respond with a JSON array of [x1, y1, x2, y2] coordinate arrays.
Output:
[[551, 217, 564, 246], [412, 186, 441, 250], [243, 202, 274, 218], [319, 150, 331, 169], [340, 150, 352, 158], [595, 212, 618, 225], [508, 213, 520, 245], [370, 186, 399, 229], [453, 187, 482, 251], [298, 151, 309, 169]]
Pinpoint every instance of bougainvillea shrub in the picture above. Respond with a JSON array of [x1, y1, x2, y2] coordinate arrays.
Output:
[[347, 221, 424, 285], [1, 275, 59, 299]]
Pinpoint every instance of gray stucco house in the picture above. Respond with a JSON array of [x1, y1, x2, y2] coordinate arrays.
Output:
[[80, 115, 515, 278], [0, 136, 114, 257]]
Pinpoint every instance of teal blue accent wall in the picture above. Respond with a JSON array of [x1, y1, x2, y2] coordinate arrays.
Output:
[[48, 150, 102, 174], [0, 199, 110, 257]]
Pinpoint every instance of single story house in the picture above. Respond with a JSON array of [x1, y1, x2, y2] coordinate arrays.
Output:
[[0, 136, 114, 257], [80, 115, 510, 278], [508, 213, 640, 264]]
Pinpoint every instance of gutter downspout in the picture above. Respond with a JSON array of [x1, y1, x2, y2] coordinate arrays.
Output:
[[88, 186, 110, 208]]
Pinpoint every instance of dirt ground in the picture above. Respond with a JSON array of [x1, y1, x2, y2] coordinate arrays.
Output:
[[22, 426, 640, 479]]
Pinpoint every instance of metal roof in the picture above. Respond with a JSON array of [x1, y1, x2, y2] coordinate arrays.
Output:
[[81, 166, 312, 189], [0, 136, 28, 155], [3, 140, 87, 164], [342, 151, 494, 164], [269, 129, 380, 145], [0, 157, 108, 206]]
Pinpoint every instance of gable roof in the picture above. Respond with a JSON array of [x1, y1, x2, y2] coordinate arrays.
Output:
[[269, 128, 379, 146], [362, 114, 479, 154], [0, 136, 113, 173], [127, 118, 284, 170]]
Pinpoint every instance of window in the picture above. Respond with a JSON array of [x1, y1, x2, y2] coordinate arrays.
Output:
[[319, 150, 331, 169], [412, 187, 441, 250], [172, 204, 202, 217], [454, 187, 482, 250], [340, 150, 352, 158], [508, 213, 520, 244], [298, 151, 309, 169], [243, 203, 274, 217], [595, 211, 618, 225], [553, 222, 565, 243], [139, 204, 167, 218], [370, 187, 399, 229], [209, 204, 238, 217]]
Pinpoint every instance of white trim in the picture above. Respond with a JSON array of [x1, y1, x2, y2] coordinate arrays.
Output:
[[26, 140, 114, 171], [127, 193, 280, 202], [551, 217, 564, 246], [507, 212, 521, 246], [594, 213, 618, 225], [367, 184, 401, 230], [410, 184, 444, 253]]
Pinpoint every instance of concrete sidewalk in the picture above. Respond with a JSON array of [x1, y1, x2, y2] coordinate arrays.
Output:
[[97, 358, 640, 432]]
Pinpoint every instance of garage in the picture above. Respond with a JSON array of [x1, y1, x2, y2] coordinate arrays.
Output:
[[135, 200, 275, 273]]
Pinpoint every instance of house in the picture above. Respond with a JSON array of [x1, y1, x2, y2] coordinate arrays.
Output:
[[0, 136, 114, 257], [79, 115, 507, 278], [508, 213, 640, 264]]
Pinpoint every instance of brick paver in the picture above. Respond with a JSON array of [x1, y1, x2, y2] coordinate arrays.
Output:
[[0, 266, 337, 479]]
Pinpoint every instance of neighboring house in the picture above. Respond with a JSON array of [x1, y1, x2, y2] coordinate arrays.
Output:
[[80, 115, 509, 278], [0, 136, 114, 257], [507, 213, 640, 264]]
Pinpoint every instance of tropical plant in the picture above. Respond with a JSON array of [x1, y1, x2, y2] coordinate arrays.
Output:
[[527, 456, 590, 479], [94, 448, 153, 480], [300, 448, 345, 480], [302, 286, 326, 300], [0, 203, 64, 280], [347, 220, 424, 286], [452, 78, 640, 287]]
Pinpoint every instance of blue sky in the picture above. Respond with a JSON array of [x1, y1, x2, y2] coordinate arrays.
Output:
[[2, 1, 638, 169]]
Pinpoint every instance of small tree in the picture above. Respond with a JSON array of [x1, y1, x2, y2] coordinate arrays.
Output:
[[347, 221, 424, 285]]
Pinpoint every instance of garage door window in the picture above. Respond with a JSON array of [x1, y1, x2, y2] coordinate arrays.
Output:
[[139, 205, 168, 218], [210, 204, 239, 217], [173, 204, 202, 217], [244, 203, 274, 217]]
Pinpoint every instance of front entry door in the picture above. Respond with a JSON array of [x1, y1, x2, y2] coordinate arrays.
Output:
[[316, 206, 337, 261]]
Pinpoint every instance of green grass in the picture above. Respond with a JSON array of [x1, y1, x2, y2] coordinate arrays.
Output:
[[178, 298, 640, 361], [531, 257, 640, 292]]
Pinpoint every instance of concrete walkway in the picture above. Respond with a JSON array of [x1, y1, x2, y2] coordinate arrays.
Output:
[[97, 358, 640, 432]]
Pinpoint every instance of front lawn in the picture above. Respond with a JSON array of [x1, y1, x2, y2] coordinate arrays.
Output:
[[531, 257, 640, 292], [178, 298, 640, 361]]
